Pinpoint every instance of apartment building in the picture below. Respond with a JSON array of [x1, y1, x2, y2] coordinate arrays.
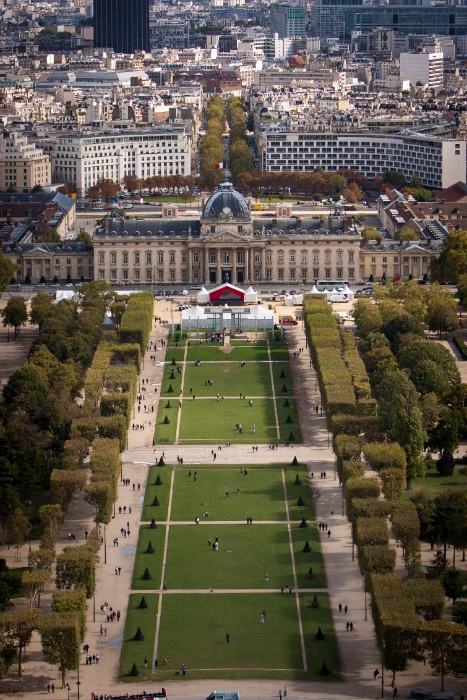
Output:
[[3, 240, 94, 283], [399, 51, 444, 89], [359, 239, 442, 281], [0, 130, 51, 193], [49, 125, 192, 197], [257, 129, 465, 189]]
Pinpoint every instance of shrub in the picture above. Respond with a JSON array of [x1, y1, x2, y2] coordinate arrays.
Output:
[[299, 517, 308, 528], [341, 460, 365, 484], [297, 495, 305, 506], [152, 496, 160, 507], [453, 336, 467, 360], [134, 627, 145, 641], [364, 442, 407, 472], [286, 414, 292, 424], [155, 475, 163, 485], [282, 384, 288, 392], [149, 519, 157, 529], [381, 467, 405, 501], [142, 567, 151, 580], [345, 476, 381, 514], [294, 474, 302, 485], [163, 415, 170, 425], [361, 545, 396, 575], [292, 456, 298, 466], [284, 398, 290, 407], [139, 596, 148, 609], [130, 662, 139, 676], [355, 517, 389, 549], [146, 542, 155, 554], [288, 431, 295, 441], [351, 498, 391, 519], [303, 540, 311, 552]]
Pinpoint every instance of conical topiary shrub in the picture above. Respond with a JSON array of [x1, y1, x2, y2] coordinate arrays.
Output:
[[153, 495, 160, 507], [288, 432, 295, 441], [167, 384, 174, 393], [275, 333, 280, 341], [142, 567, 152, 580], [172, 357, 176, 365], [134, 627, 145, 641], [319, 660, 330, 676], [299, 516, 308, 528], [163, 415, 170, 425], [169, 369, 175, 380], [286, 414, 293, 424], [297, 495, 305, 507], [130, 662, 139, 676], [146, 541, 155, 554], [155, 474, 163, 485], [311, 594, 319, 606], [139, 596, 149, 609], [280, 369, 286, 379], [303, 540, 311, 552], [282, 384, 288, 392], [158, 456, 165, 466], [165, 400, 171, 409], [307, 567, 317, 581], [315, 627, 325, 641], [284, 398, 290, 408], [294, 474, 302, 485], [149, 519, 157, 529], [292, 456, 298, 466]]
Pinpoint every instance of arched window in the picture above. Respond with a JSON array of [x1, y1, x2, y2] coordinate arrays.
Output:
[[301, 250, 307, 263]]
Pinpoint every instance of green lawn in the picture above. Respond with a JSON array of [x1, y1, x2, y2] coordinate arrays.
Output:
[[154, 398, 178, 445], [164, 524, 293, 589], [182, 362, 272, 397], [141, 466, 172, 521], [300, 593, 341, 679], [160, 362, 183, 396], [186, 346, 270, 362], [156, 593, 305, 680], [276, 397, 302, 443], [131, 524, 166, 590], [165, 349, 185, 363], [402, 467, 467, 500], [119, 593, 159, 680], [178, 399, 278, 444], [170, 468, 287, 521], [287, 468, 314, 521], [270, 349, 291, 361], [272, 362, 294, 396], [292, 526, 326, 588]]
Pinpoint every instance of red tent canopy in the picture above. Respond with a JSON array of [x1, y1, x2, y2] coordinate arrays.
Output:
[[209, 284, 245, 303]]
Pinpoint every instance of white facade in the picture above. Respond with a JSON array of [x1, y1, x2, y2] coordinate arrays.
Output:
[[50, 126, 192, 197], [258, 130, 466, 189], [399, 52, 444, 89]]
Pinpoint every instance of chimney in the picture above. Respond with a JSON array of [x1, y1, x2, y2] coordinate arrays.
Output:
[[343, 217, 349, 232], [105, 219, 109, 233], [272, 218, 277, 229], [295, 217, 301, 229], [319, 217, 325, 229], [376, 237, 381, 246], [426, 236, 431, 248]]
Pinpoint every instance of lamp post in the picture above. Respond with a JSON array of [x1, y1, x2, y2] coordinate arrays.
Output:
[[327, 409, 331, 449], [363, 567, 367, 621], [132, 383, 136, 419], [381, 639, 385, 697], [112, 474, 116, 519], [120, 444, 123, 482], [76, 642, 80, 699], [351, 514, 356, 562], [92, 566, 96, 622], [102, 515, 107, 564], [28, 521, 31, 552], [66, 683, 70, 700]]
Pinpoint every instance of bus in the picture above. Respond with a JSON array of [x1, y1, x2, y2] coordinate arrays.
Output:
[[316, 279, 349, 291]]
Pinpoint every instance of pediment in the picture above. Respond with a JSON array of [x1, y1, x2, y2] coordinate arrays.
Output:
[[204, 230, 249, 244]]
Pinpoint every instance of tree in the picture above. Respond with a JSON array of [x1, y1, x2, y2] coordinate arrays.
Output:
[[37, 612, 81, 687], [121, 175, 142, 195], [353, 298, 382, 336], [361, 227, 384, 241], [0, 609, 41, 676], [22, 571, 50, 609], [383, 171, 407, 188], [52, 589, 86, 641], [398, 339, 460, 396], [420, 619, 467, 691], [353, 213, 367, 225], [41, 226, 61, 243], [432, 492, 467, 568], [429, 408, 463, 477], [84, 480, 113, 524], [75, 231, 92, 244], [24, 273, 31, 285], [397, 226, 419, 241], [381, 313, 425, 353], [342, 182, 364, 203], [430, 230, 467, 283], [443, 568, 465, 602], [86, 178, 119, 203], [1, 297, 28, 339], [55, 545, 96, 598], [7, 508, 29, 561], [29, 292, 54, 331], [31, 184, 45, 193], [39, 504, 63, 534], [376, 369, 426, 489], [426, 296, 458, 337], [50, 470, 87, 513], [2, 364, 50, 412]]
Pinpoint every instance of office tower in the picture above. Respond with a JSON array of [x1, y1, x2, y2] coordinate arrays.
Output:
[[270, 4, 306, 39], [400, 51, 444, 89], [94, 0, 149, 53]]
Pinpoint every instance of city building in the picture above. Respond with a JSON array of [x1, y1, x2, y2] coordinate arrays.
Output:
[[3, 240, 94, 284], [94, 0, 150, 54], [359, 239, 442, 281], [93, 182, 361, 286], [0, 191, 76, 241], [270, 4, 306, 39], [48, 125, 192, 198], [399, 51, 444, 89], [257, 129, 465, 189], [0, 130, 51, 193]]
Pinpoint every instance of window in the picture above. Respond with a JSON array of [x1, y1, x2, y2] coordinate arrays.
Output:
[[278, 250, 284, 263], [337, 268, 343, 279], [167, 209, 172, 217], [237, 251, 244, 264], [224, 252, 230, 263], [99, 270, 105, 280], [266, 251, 272, 263], [282, 208, 287, 216], [266, 269, 272, 279], [290, 251, 295, 263], [290, 269, 295, 279], [211, 226, 215, 233], [337, 251, 342, 264], [158, 269, 163, 280], [66, 258, 71, 265], [146, 252, 152, 264], [238, 226, 243, 233], [382, 257, 387, 263], [170, 252, 175, 263], [134, 269, 140, 280], [371, 257, 376, 263], [193, 252, 198, 263], [278, 269, 284, 279], [111, 270, 117, 280], [255, 253, 260, 264], [145, 269, 151, 280], [182, 269, 187, 279], [99, 253, 105, 264], [254, 269, 260, 279], [210, 252, 216, 264], [301, 268, 307, 279], [122, 252, 128, 264], [348, 268, 354, 279], [182, 252, 187, 263], [170, 270, 175, 280], [349, 251, 354, 263], [313, 251, 319, 263], [371, 265, 376, 275], [301, 251, 307, 263], [134, 252, 140, 264], [157, 252, 163, 263], [110, 253, 116, 264], [325, 250, 331, 263], [325, 269, 331, 279], [193, 269, 199, 279], [394, 257, 398, 263], [313, 269, 319, 278], [123, 270, 128, 280]]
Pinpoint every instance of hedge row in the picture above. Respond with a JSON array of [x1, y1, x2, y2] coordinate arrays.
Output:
[[453, 335, 467, 360], [119, 292, 153, 352], [335, 435, 362, 477], [82, 341, 114, 418], [341, 330, 372, 399]]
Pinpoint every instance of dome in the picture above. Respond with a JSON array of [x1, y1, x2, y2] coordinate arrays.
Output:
[[203, 181, 250, 220]]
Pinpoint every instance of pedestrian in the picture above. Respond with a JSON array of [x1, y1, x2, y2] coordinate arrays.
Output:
[[393, 687, 397, 699], [328, 530, 331, 537], [154, 659, 158, 670], [283, 687, 287, 696], [85, 530, 88, 539], [226, 633, 230, 643], [279, 691, 282, 700], [226, 492, 228, 499], [51, 684, 55, 694], [144, 657, 148, 667], [96, 654, 99, 664], [338, 603, 342, 612], [47, 684, 50, 694], [346, 622, 349, 631], [344, 605, 348, 614], [374, 669, 379, 681], [182, 663, 186, 676], [163, 582, 167, 591], [350, 622, 353, 631]]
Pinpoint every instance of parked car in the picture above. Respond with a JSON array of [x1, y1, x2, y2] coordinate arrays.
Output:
[[36, 282, 46, 287], [65, 283, 74, 288], [50, 283, 60, 287], [164, 290, 171, 296], [190, 285, 202, 290]]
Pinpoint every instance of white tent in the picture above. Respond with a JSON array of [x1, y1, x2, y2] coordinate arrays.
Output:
[[294, 294, 304, 305], [244, 286, 258, 303], [284, 295, 294, 306], [342, 284, 354, 301], [196, 286, 210, 304], [310, 285, 321, 295], [182, 305, 205, 320], [248, 305, 274, 322]]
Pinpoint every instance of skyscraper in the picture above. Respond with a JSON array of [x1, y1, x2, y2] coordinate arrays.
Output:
[[270, 4, 306, 39], [94, 0, 149, 54]]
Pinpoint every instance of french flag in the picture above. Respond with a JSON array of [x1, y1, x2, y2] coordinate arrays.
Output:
[[215, 162, 225, 169]]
